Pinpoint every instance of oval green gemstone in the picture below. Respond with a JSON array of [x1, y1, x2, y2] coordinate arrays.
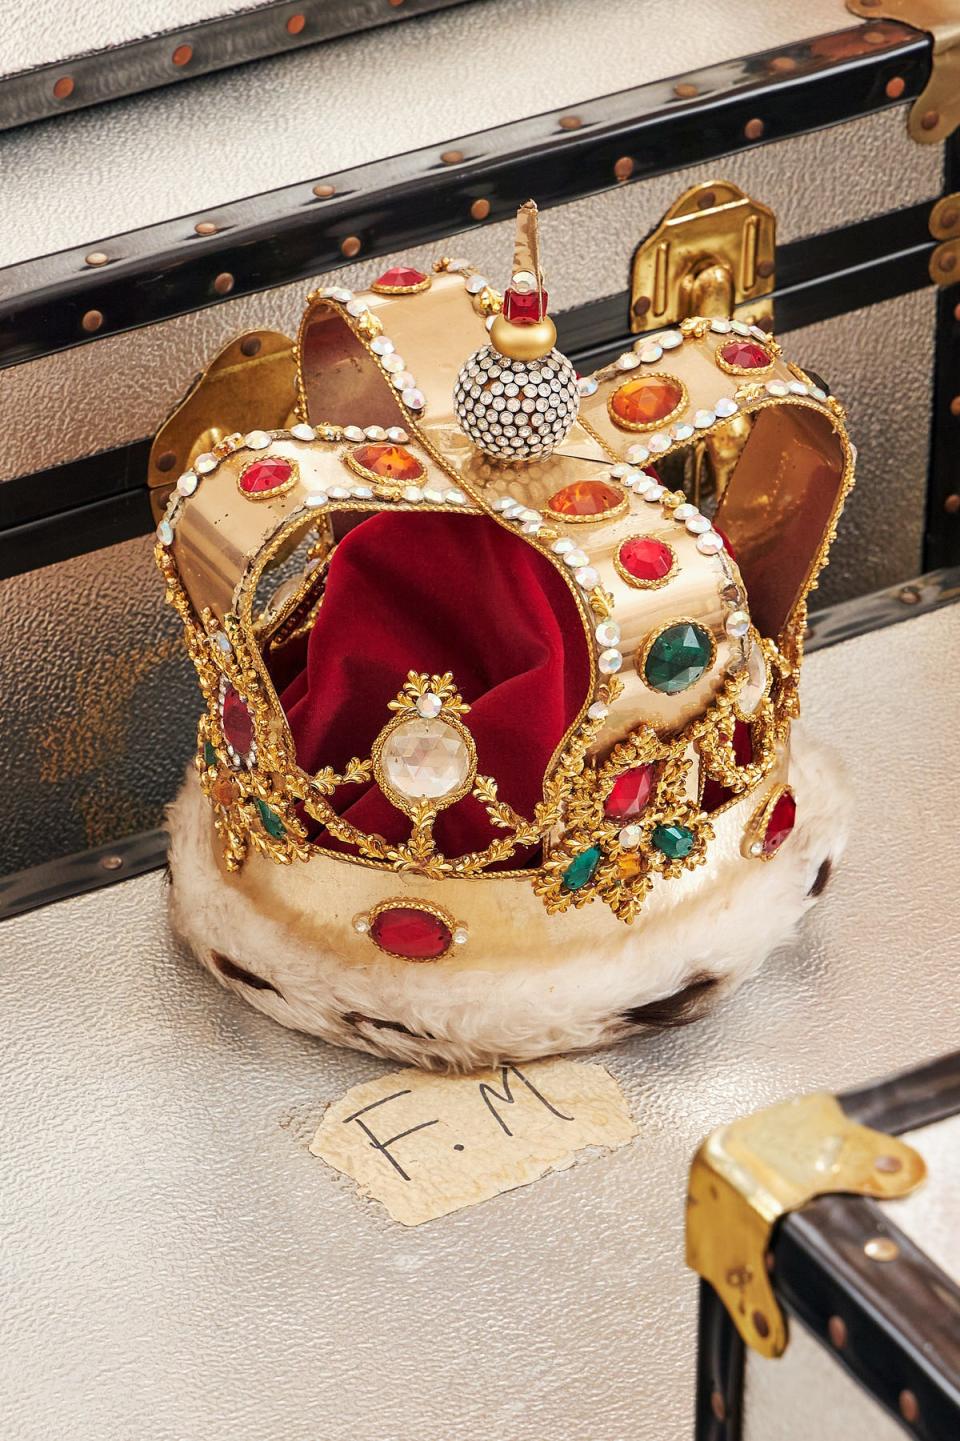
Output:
[[255, 798, 286, 839], [652, 823, 694, 860], [562, 844, 602, 891], [203, 741, 217, 768], [644, 622, 714, 694]]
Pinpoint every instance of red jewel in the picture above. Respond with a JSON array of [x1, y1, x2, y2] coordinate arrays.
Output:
[[617, 535, 675, 585], [369, 906, 452, 960], [221, 685, 254, 757], [719, 340, 770, 370], [604, 764, 658, 822], [372, 266, 428, 292], [714, 525, 738, 561], [548, 479, 624, 517], [702, 722, 753, 813], [503, 287, 548, 324], [239, 457, 293, 495], [763, 790, 797, 856]]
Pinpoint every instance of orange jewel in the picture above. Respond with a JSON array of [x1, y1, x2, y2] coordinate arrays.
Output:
[[547, 478, 625, 518], [610, 375, 683, 429], [349, 443, 425, 482]]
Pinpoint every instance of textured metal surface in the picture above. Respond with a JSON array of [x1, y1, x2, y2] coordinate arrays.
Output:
[[1, 605, 958, 1441], [743, 1113, 960, 1441]]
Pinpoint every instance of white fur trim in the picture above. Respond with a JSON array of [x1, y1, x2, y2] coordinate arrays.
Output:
[[166, 726, 849, 1070]]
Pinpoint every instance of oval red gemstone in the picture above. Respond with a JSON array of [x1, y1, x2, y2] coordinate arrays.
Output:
[[221, 684, 254, 757], [548, 478, 624, 517], [373, 266, 428, 291], [763, 789, 797, 856], [719, 340, 770, 370], [604, 763, 658, 822], [617, 535, 675, 585], [369, 906, 452, 961], [239, 457, 293, 495], [350, 443, 424, 482], [701, 722, 754, 813]]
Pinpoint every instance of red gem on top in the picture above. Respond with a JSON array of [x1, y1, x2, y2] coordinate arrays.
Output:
[[369, 906, 452, 960], [239, 457, 292, 495], [373, 266, 428, 291], [503, 287, 548, 324]]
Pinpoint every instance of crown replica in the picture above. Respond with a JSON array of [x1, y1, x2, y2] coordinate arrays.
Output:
[[158, 201, 854, 1071]]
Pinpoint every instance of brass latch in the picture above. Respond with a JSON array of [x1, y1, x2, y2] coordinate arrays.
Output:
[[847, 0, 960, 142], [686, 1091, 926, 1359], [629, 180, 775, 333], [148, 329, 297, 522]]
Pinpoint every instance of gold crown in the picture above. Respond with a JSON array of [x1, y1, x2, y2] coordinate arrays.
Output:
[[156, 203, 854, 970]]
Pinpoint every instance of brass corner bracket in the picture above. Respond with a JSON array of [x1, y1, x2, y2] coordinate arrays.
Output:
[[686, 1091, 926, 1359], [148, 329, 297, 522], [629, 180, 775, 334], [847, 0, 960, 143]]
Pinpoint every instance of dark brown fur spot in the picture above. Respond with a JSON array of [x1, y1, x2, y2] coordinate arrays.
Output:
[[343, 1011, 433, 1041], [211, 951, 282, 996], [808, 857, 833, 898], [622, 973, 719, 1029]]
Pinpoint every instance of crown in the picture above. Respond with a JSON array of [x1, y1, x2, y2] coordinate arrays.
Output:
[[158, 202, 854, 1068]]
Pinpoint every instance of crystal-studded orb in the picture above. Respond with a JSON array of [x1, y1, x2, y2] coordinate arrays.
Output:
[[380, 717, 472, 802], [453, 344, 579, 460], [643, 622, 714, 694], [369, 905, 452, 960]]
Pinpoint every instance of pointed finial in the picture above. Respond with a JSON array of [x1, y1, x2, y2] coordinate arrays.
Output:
[[489, 201, 556, 362]]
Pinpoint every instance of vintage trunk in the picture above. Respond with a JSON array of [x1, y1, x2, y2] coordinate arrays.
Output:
[[1, 0, 959, 873]]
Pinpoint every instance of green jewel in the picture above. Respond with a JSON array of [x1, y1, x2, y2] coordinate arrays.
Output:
[[644, 622, 714, 694], [562, 845, 602, 891], [652, 823, 694, 860], [255, 798, 286, 839], [203, 741, 217, 768]]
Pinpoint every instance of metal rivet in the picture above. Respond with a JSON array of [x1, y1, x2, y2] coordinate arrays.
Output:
[[899, 1390, 920, 1424], [950, 395, 960, 416], [828, 1315, 847, 1349], [770, 56, 797, 73], [898, 585, 922, 606], [470, 197, 491, 221], [945, 494, 960, 514], [863, 27, 886, 43], [940, 252, 958, 274], [697, 189, 716, 209], [52, 75, 75, 100], [614, 155, 634, 182], [81, 309, 103, 333], [100, 854, 123, 872], [920, 109, 940, 131], [155, 450, 177, 472], [240, 336, 261, 357], [953, 301, 960, 322], [172, 43, 193, 67], [875, 1154, 903, 1172], [286, 13, 306, 34], [559, 114, 582, 130], [757, 258, 775, 278], [195, 221, 217, 236], [213, 272, 234, 295], [886, 75, 906, 99], [441, 149, 464, 164], [752, 1310, 770, 1339], [85, 251, 109, 267], [674, 81, 698, 99], [632, 296, 651, 317], [313, 183, 335, 199], [941, 208, 960, 231], [340, 235, 361, 258], [388, 0, 405, 7], [710, 1391, 726, 1423], [864, 1236, 900, 1262], [744, 117, 765, 141]]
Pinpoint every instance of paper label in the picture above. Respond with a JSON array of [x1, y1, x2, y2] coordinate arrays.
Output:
[[310, 1059, 637, 1226]]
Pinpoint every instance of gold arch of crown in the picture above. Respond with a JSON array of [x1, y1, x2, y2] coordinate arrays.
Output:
[[155, 256, 854, 927]]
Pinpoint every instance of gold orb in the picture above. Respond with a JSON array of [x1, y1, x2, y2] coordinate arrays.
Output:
[[489, 313, 557, 362]]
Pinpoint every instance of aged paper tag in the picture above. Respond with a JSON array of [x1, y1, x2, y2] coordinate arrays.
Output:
[[310, 1059, 637, 1226]]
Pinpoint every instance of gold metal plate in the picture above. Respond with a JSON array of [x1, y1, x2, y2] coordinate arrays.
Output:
[[148, 330, 297, 522], [686, 1092, 926, 1358], [628, 180, 775, 333], [847, 0, 960, 142]]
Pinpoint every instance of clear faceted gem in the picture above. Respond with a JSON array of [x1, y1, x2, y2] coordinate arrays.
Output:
[[619, 824, 642, 849], [416, 692, 443, 719], [176, 470, 198, 496], [381, 718, 470, 800], [598, 648, 623, 675], [370, 906, 452, 960], [644, 622, 713, 694], [245, 430, 271, 449], [739, 644, 767, 715], [595, 620, 621, 647], [726, 609, 751, 639], [157, 520, 174, 546], [587, 701, 609, 722], [291, 422, 315, 441]]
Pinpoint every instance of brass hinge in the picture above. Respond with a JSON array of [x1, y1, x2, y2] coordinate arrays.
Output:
[[686, 1091, 926, 1359], [148, 329, 297, 522], [847, 0, 960, 142], [929, 192, 960, 283]]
